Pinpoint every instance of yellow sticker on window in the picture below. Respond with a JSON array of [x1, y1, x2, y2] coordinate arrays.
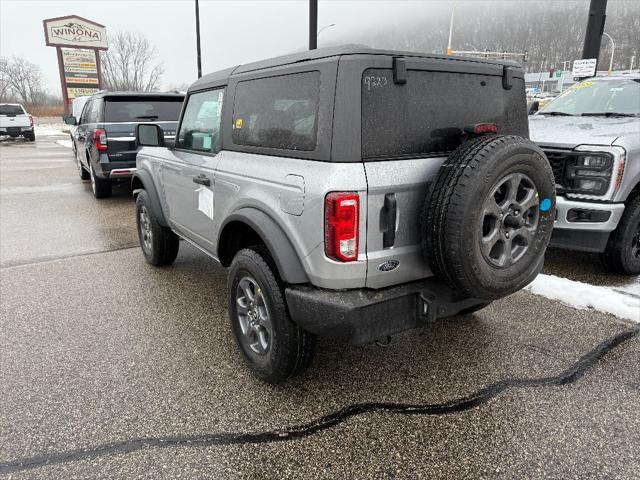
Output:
[[574, 81, 593, 89], [235, 118, 243, 129]]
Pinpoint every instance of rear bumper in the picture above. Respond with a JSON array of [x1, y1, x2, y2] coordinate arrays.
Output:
[[285, 278, 484, 345], [0, 126, 33, 134], [94, 158, 137, 179]]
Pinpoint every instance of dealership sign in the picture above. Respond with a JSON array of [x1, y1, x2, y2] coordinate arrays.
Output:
[[572, 58, 597, 78], [44, 15, 107, 114], [43, 15, 107, 50], [61, 49, 101, 100]]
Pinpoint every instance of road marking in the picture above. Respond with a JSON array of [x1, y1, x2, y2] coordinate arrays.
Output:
[[526, 273, 640, 323]]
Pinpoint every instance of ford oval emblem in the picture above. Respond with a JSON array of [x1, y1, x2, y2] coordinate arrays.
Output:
[[378, 260, 400, 272]]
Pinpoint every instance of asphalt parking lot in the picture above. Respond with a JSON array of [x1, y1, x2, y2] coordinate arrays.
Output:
[[1, 133, 639, 478]]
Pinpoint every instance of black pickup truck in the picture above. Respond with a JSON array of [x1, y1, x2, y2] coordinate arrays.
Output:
[[65, 91, 184, 198]]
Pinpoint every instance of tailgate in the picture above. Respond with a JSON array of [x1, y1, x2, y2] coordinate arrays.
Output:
[[0, 114, 30, 129], [361, 60, 527, 289]]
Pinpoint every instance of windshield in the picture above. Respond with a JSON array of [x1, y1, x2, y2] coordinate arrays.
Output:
[[539, 78, 640, 116], [0, 105, 25, 115], [104, 98, 183, 122]]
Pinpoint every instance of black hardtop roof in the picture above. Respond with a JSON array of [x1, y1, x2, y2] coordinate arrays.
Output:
[[90, 91, 185, 100], [189, 44, 522, 92]]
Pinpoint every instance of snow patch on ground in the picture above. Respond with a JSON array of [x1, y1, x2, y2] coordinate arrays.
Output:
[[526, 274, 640, 323], [35, 124, 67, 136], [56, 139, 73, 149]]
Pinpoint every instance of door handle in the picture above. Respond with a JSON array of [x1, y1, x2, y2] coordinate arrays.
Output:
[[382, 193, 397, 248], [193, 174, 211, 187]]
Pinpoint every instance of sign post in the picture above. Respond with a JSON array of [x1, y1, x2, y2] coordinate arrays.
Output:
[[43, 15, 108, 114]]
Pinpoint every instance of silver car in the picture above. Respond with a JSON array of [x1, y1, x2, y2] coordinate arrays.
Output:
[[529, 74, 640, 274], [132, 46, 556, 383]]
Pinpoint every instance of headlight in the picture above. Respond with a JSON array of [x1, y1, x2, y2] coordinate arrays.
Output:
[[567, 146, 626, 200]]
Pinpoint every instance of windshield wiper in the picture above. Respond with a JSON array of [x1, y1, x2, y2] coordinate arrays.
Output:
[[580, 112, 638, 117], [135, 115, 159, 120], [539, 111, 575, 116]]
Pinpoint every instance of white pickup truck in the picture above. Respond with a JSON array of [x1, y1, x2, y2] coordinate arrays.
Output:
[[0, 103, 35, 141]]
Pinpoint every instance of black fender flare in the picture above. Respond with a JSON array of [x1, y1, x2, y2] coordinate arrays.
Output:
[[131, 169, 169, 227], [220, 208, 309, 284]]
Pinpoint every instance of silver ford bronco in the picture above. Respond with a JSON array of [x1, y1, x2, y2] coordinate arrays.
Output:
[[133, 46, 556, 384]]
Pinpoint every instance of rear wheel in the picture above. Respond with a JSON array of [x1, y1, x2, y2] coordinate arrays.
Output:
[[601, 195, 640, 275], [24, 132, 35, 142], [135, 190, 179, 266], [89, 163, 112, 198], [76, 151, 90, 180], [228, 247, 316, 384], [423, 135, 556, 300]]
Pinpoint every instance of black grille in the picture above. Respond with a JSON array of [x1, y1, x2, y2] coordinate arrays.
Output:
[[543, 149, 572, 192]]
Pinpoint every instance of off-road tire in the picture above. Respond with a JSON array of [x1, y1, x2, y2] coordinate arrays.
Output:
[[601, 194, 640, 275], [135, 190, 179, 266], [89, 164, 112, 199], [228, 247, 316, 384], [423, 135, 556, 300]]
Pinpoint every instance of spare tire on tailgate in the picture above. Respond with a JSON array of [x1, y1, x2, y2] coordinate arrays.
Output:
[[422, 134, 555, 300]]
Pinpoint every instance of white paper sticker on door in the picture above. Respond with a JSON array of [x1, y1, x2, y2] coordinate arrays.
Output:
[[197, 186, 214, 220]]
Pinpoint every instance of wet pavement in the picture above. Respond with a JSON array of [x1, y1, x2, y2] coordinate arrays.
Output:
[[1, 135, 639, 478]]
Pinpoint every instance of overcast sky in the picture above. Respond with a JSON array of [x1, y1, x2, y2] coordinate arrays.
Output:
[[0, 0, 450, 94]]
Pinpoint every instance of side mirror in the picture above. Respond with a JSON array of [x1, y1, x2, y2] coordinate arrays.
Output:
[[136, 123, 165, 147], [528, 100, 540, 115], [63, 115, 77, 126]]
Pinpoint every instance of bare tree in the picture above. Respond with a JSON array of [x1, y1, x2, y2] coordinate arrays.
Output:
[[0, 56, 46, 105], [100, 31, 164, 92]]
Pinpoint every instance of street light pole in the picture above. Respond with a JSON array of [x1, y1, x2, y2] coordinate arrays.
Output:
[[317, 23, 335, 38], [195, 0, 202, 78], [447, 3, 455, 55], [309, 0, 318, 50], [603, 32, 615, 75]]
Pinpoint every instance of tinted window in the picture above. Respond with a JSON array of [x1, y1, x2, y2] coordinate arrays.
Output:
[[361, 69, 527, 159], [80, 100, 92, 124], [88, 99, 102, 123], [232, 71, 320, 151], [104, 98, 183, 122], [0, 105, 25, 115], [176, 89, 224, 153]]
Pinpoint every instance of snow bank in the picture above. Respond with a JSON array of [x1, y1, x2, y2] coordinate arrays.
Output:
[[35, 124, 67, 136], [56, 139, 73, 149], [525, 274, 640, 323]]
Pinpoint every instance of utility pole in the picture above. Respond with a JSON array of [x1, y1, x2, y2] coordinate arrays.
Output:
[[195, 0, 202, 78], [582, 0, 608, 68], [309, 0, 318, 50], [447, 3, 455, 55]]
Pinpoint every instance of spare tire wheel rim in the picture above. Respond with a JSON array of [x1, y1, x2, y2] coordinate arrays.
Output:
[[480, 172, 540, 268], [236, 276, 272, 356]]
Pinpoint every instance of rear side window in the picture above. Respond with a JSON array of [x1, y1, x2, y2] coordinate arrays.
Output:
[[232, 71, 320, 151], [0, 105, 25, 115], [361, 69, 527, 160], [104, 98, 183, 122], [176, 88, 224, 153]]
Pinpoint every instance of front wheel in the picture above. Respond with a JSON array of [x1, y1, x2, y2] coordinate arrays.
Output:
[[228, 247, 316, 384], [601, 195, 640, 275], [135, 190, 179, 266]]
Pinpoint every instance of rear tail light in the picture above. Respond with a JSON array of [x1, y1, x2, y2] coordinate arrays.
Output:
[[93, 129, 108, 151], [325, 192, 359, 262], [29, 115, 33, 127], [466, 123, 498, 135]]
